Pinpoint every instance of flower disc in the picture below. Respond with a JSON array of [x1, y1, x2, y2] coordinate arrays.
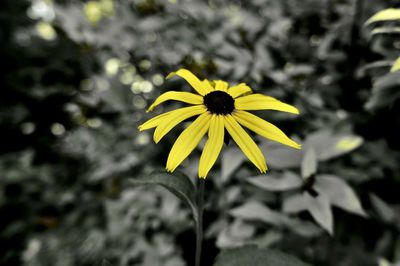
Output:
[[203, 91, 235, 115]]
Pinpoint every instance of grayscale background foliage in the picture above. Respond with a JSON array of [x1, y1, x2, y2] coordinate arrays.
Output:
[[1, 0, 400, 265]]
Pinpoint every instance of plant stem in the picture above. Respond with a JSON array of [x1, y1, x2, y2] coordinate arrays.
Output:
[[195, 179, 205, 266]]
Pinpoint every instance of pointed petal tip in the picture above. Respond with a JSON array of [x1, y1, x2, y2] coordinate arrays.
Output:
[[146, 103, 158, 112], [260, 166, 268, 174], [153, 130, 162, 144], [287, 143, 301, 150], [286, 106, 300, 115], [198, 168, 210, 179], [166, 72, 176, 79]]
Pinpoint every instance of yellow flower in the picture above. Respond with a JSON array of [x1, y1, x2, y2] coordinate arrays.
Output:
[[139, 69, 301, 178]]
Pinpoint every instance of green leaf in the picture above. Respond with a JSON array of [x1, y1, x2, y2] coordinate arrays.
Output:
[[366, 8, 400, 25], [214, 246, 313, 266], [229, 201, 286, 226], [247, 171, 302, 192], [391, 57, 400, 72], [304, 193, 333, 235], [301, 148, 317, 179], [128, 170, 198, 223], [315, 175, 367, 217], [304, 130, 363, 161]]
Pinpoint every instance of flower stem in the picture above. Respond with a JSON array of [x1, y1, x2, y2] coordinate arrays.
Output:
[[195, 179, 205, 266]]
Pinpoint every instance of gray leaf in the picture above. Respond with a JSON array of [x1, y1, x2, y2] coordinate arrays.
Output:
[[315, 175, 367, 217], [247, 171, 302, 191], [214, 246, 313, 266], [128, 170, 198, 223], [301, 148, 317, 180], [283, 193, 308, 214], [304, 193, 333, 235], [229, 201, 285, 226], [304, 130, 363, 161]]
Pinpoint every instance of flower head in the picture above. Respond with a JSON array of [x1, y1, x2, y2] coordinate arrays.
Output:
[[139, 69, 301, 178]]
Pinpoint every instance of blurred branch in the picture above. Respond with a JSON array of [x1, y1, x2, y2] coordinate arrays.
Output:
[[350, 0, 365, 49]]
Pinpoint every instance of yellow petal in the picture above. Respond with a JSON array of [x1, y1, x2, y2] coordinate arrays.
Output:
[[138, 111, 172, 131], [227, 83, 252, 98], [198, 115, 224, 178], [154, 105, 206, 143], [166, 69, 213, 96], [147, 91, 203, 112], [214, 80, 229, 92], [235, 94, 300, 114], [233, 110, 301, 149], [224, 115, 267, 173], [365, 8, 400, 25], [166, 112, 211, 172]]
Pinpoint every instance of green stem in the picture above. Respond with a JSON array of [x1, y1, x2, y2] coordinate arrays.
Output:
[[195, 179, 205, 266]]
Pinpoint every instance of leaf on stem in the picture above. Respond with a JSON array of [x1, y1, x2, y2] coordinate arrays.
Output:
[[128, 170, 198, 223]]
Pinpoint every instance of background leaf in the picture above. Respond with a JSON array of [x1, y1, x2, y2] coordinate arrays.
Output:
[[370, 193, 397, 224], [301, 148, 317, 179], [304, 193, 333, 235], [221, 147, 246, 181], [364, 72, 400, 111], [213, 246, 313, 266], [283, 194, 308, 214], [315, 175, 367, 217], [261, 142, 303, 169], [247, 171, 302, 191], [229, 201, 286, 226], [304, 130, 363, 161]]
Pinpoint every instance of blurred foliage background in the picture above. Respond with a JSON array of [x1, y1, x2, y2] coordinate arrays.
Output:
[[1, 0, 400, 265]]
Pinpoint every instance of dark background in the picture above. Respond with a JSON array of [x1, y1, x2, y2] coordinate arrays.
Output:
[[1, 0, 400, 265]]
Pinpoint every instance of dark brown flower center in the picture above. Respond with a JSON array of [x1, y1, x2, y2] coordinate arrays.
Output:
[[203, 91, 235, 115]]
